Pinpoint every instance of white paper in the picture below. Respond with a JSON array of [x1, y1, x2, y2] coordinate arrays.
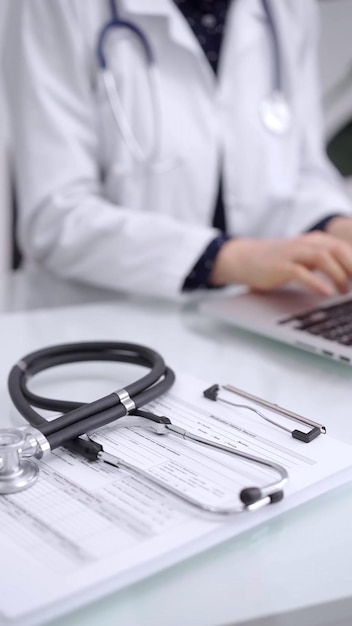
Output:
[[1, 373, 352, 626]]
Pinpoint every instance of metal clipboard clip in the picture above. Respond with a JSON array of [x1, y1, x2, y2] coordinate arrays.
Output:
[[203, 384, 326, 443]]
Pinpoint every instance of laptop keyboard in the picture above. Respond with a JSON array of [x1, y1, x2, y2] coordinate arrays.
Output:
[[279, 298, 352, 346]]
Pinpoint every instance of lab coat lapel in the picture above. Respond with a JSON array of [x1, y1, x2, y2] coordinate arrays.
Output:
[[119, 0, 214, 83]]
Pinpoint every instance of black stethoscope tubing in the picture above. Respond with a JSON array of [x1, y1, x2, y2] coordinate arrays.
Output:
[[8, 342, 175, 450]]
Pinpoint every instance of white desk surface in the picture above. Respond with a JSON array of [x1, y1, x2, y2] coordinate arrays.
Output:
[[2, 268, 352, 626]]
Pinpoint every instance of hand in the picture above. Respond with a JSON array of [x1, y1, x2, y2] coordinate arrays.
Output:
[[325, 216, 352, 245], [209, 232, 352, 296]]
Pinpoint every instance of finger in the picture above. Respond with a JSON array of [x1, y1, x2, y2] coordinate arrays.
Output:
[[289, 263, 335, 296], [331, 241, 352, 277], [309, 250, 349, 293], [294, 247, 349, 294], [305, 232, 352, 277]]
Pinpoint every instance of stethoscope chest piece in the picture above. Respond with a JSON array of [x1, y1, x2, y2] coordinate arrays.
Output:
[[0, 429, 39, 495], [260, 91, 291, 135]]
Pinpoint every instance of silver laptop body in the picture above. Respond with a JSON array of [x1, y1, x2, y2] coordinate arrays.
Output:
[[201, 288, 352, 365]]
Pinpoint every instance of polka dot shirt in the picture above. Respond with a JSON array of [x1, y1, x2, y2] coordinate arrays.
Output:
[[174, 0, 231, 74], [177, 1, 231, 290]]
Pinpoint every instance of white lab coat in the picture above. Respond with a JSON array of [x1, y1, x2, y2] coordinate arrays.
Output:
[[4, 0, 352, 298]]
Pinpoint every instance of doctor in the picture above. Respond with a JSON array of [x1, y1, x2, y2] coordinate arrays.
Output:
[[4, 0, 352, 298]]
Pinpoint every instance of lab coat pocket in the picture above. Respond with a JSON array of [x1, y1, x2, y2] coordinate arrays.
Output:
[[264, 129, 300, 201], [105, 157, 188, 222], [96, 77, 186, 218]]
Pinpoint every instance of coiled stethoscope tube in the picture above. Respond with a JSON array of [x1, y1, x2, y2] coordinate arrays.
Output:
[[8, 342, 174, 449], [2, 341, 288, 511]]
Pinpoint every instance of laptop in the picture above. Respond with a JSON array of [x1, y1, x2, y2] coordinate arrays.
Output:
[[200, 287, 352, 365]]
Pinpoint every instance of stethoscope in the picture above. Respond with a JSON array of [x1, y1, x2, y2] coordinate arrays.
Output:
[[0, 341, 298, 515], [97, 0, 291, 169], [98, 0, 164, 169]]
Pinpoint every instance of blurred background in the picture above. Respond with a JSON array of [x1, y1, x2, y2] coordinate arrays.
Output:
[[0, 0, 351, 275]]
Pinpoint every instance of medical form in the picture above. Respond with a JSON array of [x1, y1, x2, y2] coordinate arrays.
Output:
[[1, 373, 352, 626]]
